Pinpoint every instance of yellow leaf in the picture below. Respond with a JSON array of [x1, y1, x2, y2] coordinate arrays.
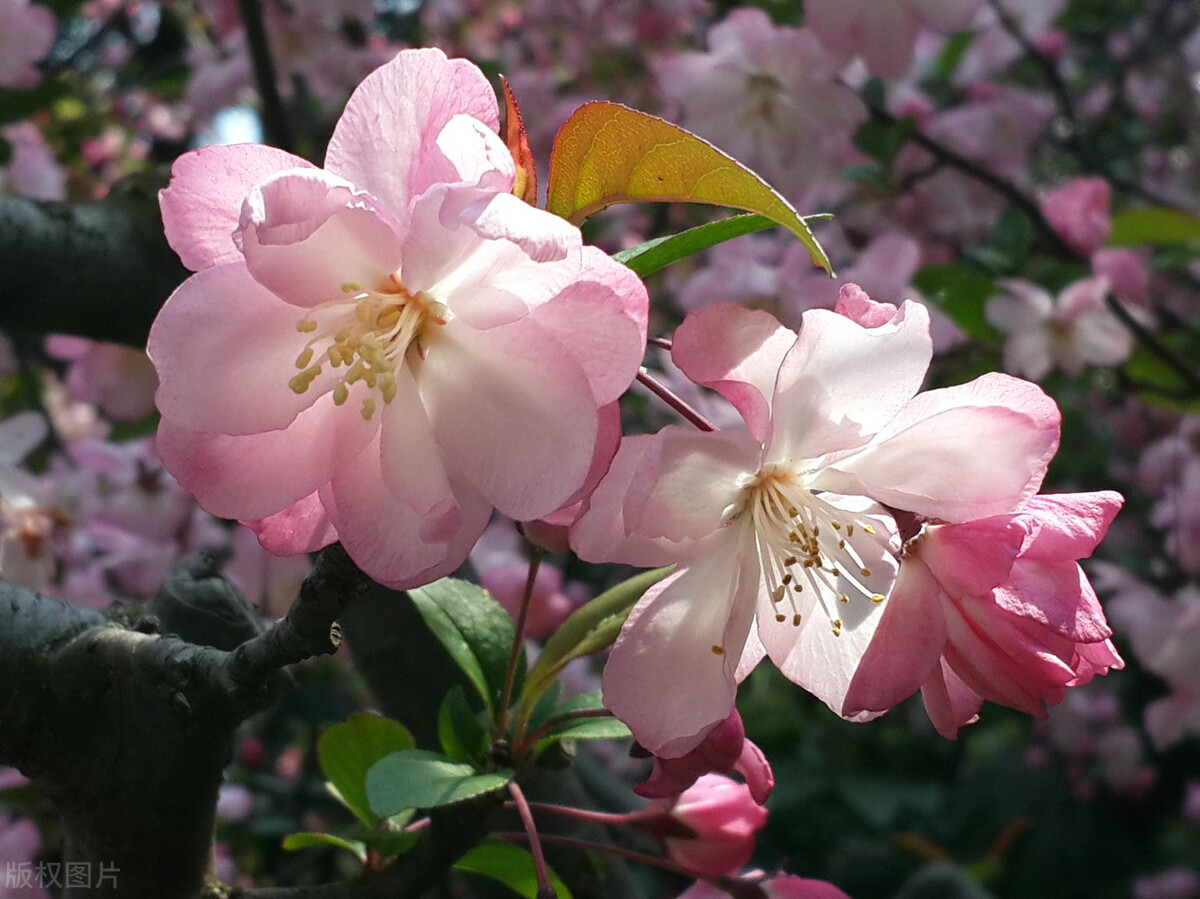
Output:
[[500, 75, 538, 206], [546, 101, 832, 274]]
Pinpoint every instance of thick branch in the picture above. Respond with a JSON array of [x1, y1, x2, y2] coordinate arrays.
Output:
[[0, 177, 186, 348], [0, 546, 369, 899]]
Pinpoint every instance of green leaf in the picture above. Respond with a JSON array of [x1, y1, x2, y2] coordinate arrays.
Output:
[[455, 838, 573, 899], [1108, 208, 1200, 248], [347, 820, 421, 859], [281, 832, 367, 862], [522, 567, 673, 704], [613, 212, 831, 279], [911, 263, 999, 343], [438, 684, 489, 766], [521, 679, 565, 738], [536, 717, 632, 754], [408, 578, 524, 713], [317, 713, 416, 826], [546, 101, 833, 273], [366, 749, 513, 817]]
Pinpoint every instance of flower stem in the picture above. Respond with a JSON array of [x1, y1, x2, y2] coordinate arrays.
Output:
[[636, 367, 717, 432], [507, 781, 556, 899], [495, 546, 544, 741]]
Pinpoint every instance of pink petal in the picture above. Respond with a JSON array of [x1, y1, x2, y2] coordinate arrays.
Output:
[[994, 561, 1111, 643], [671, 303, 797, 443], [323, 434, 491, 589], [378, 366, 460, 535], [842, 555, 947, 716], [155, 398, 377, 521], [402, 189, 580, 329], [160, 144, 314, 272], [238, 168, 404, 308], [530, 246, 649, 405], [602, 531, 759, 758], [570, 433, 708, 568], [769, 301, 932, 462], [1018, 491, 1124, 559], [244, 493, 338, 555], [149, 264, 337, 435], [756, 498, 898, 720], [823, 372, 1061, 520], [915, 516, 1027, 597], [432, 114, 517, 195], [622, 427, 762, 543], [418, 317, 598, 521], [920, 659, 983, 739], [324, 48, 502, 224]]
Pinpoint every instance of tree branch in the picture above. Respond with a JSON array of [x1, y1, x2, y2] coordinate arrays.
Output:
[[0, 176, 186, 348]]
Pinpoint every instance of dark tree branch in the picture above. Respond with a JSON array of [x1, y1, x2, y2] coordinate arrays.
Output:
[[0, 176, 186, 348], [236, 0, 294, 152], [0, 545, 369, 899]]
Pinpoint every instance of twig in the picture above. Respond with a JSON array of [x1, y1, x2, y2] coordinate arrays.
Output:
[[235, 0, 294, 151], [636, 367, 717, 432]]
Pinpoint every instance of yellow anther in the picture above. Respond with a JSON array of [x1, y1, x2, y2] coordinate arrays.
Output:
[[862, 524, 875, 534], [846, 524, 854, 536], [783, 555, 797, 567], [340, 281, 362, 293], [296, 318, 318, 333], [771, 585, 785, 602], [791, 614, 802, 627], [831, 521, 842, 530], [361, 398, 376, 420], [782, 573, 793, 586], [775, 613, 786, 622], [711, 644, 725, 655], [860, 567, 871, 577], [295, 347, 314, 369], [871, 593, 885, 603], [839, 593, 849, 603], [832, 619, 843, 636], [380, 373, 398, 404], [332, 383, 349, 406], [838, 539, 846, 549]]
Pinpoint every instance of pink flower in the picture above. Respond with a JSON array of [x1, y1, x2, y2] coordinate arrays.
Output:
[[986, 277, 1135, 379], [646, 774, 768, 878], [0, 122, 65, 201], [652, 9, 865, 198], [149, 49, 648, 589], [681, 874, 851, 899], [844, 492, 1124, 738], [635, 710, 774, 804], [572, 287, 1060, 756], [805, 0, 984, 80], [45, 335, 159, 421], [0, 0, 55, 88], [1041, 177, 1113, 257]]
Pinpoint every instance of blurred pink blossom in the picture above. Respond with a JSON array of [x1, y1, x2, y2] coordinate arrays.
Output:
[[0, 0, 55, 88], [1041, 177, 1112, 257], [986, 277, 1135, 380], [653, 9, 865, 198], [0, 122, 65, 201], [45, 336, 159, 421], [805, 0, 983, 80]]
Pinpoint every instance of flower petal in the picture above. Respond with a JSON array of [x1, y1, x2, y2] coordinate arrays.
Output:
[[602, 529, 758, 757], [671, 303, 797, 443], [160, 143, 315, 271], [324, 48, 502, 223], [842, 554, 947, 716], [149, 264, 340, 435], [622, 426, 762, 543], [244, 493, 338, 555], [919, 659, 982, 739], [821, 372, 1061, 520], [529, 246, 648, 404], [418, 318, 599, 521], [769, 301, 932, 461], [238, 168, 404, 308], [155, 396, 378, 521], [323, 433, 491, 589], [403, 188, 580, 329]]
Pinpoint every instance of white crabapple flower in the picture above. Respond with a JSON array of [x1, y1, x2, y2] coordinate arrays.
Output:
[[572, 285, 1061, 757], [986, 276, 1134, 380], [148, 49, 648, 588]]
